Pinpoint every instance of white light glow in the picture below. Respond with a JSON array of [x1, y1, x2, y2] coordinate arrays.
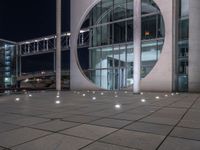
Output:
[[165, 94, 168, 97], [92, 97, 96, 100], [29, 94, 32, 97], [115, 104, 121, 109], [155, 96, 160, 99], [141, 99, 146, 103], [80, 30, 85, 33], [82, 94, 86, 97], [101, 92, 104, 95], [55, 100, 61, 104], [24, 79, 29, 83], [15, 98, 20, 101], [140, 92, 144, 95], [115, 95, 118, 98]]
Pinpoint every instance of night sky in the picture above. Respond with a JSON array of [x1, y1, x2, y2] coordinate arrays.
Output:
[[0, 0, 70, 42]]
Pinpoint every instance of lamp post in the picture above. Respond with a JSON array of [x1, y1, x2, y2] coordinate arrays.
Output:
[[133, 0, 141, 94], [56, 0, 61, 91]]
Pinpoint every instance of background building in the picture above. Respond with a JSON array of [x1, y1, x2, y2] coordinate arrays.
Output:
[[0, 39, 16, 89]]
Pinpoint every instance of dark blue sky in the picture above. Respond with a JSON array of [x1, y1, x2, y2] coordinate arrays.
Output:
[[0, 0, 70, 42]]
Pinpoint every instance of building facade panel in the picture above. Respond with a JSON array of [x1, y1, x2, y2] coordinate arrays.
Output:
[[70, 0, 101, 90], [141, 0, 174, 92]]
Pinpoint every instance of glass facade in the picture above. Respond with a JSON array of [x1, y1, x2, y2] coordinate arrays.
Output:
[[0, 40, 16, 88], [177, 0, 189, 92], [78, 0, 165, 90]]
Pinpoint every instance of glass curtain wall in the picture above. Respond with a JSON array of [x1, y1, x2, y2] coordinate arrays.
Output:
[[79, 0, 165, 90], [0, 41, 16, 88], [177, 0, 189, 92]]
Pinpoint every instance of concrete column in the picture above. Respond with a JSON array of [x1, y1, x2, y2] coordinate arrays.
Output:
[[189, 0, 200, 92], [133, 0, 141, 93], [56, 0, 61, 91]]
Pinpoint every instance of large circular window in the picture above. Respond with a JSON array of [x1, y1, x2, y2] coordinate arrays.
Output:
[[77, 0, 165, 90]]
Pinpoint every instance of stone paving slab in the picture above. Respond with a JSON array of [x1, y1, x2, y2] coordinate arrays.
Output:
[[31, 120, 80, 132], [90, 118, 131, 129], [12, 133, 92, 150], [0, 91, 199, 150], [0, 127, 50, 148], [61, 124, 117, 140], [158, 137, 200, 150], [170, 127, 200, 141], [81, 142, 136, 150], [125, 121, 173, 136], [100, 129, 165, 150]]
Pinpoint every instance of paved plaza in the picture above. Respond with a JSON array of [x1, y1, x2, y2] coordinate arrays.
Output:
[[0, 91, 200, 150]]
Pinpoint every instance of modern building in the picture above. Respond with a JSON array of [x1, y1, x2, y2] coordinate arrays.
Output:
[[70, 0, 200, 92], [0, 39, 16, 88], [0, 0, 199, 93]]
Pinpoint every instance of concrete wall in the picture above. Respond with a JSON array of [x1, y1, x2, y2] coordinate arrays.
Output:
[[70, 0, 174, 92], [141, 0, 174, 92], [189, 0, 200, 92], [70, 0, 101, 90]]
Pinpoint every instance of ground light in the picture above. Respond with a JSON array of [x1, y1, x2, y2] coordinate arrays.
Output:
[[55, 100, 61, 104], [92, 97, 96, 100], [28, 94, 32, 97], [115, 104, 121, 109], [141, 99, 146, 103], [15, 98, 20, 101], [82, 94, 86, 97], [155, 96, 160, 99]]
